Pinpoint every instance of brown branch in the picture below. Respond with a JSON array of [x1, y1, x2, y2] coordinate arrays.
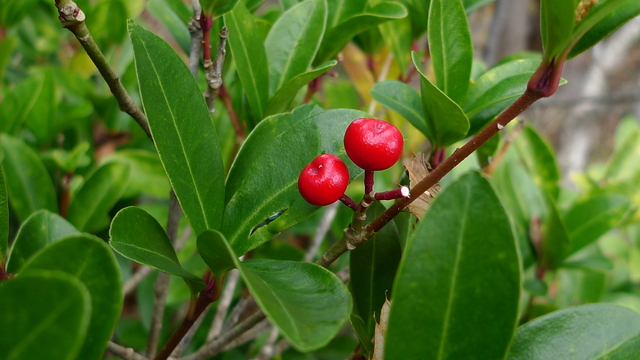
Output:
[[55, 1, 151, 140]]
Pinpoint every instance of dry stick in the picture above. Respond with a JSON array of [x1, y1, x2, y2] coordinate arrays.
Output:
[[55, 0, 151, 139], [188, 0, 202, 78], [206, 269, 241, 341], [316, 89, 543, 268], [108, 341, 149, 360], [304, 202, 340, 262], [147, 192, 183, 358]]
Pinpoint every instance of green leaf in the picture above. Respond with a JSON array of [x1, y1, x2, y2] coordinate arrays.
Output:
[[570, 0, 640, 59], [200, 0, 241, 17], [514, 125, 561, 200], [0, 271, 91, 360], [0, 0, 41, 27], [265, 0, 327, 96], [0, 75, 43, 134], [372, 0, 412, 72], [315, 2, 407, 65], [110, 206, 205, 292], [225, 2, 270, 120], [428, 0, 473, 105], [0, 164, 6, 264], [0, 36, 17, 83], [540, 0, 575, 60], [604, 123, 640, 183], [371, 80, 427, 135], [222, 106, 366, 255], [476, 132, 500, 168], [5, 210, 80, 274], [349, 202, 402, 354], [197, 230, 352, 351], [563, 195, 630, 258], [464, 58, 541, 135], [104, 149, 171, 199], [412, 52, 470, 147], [0, 135, 57, 222], [264, 60, 337, 117], [540, 194, 570, 269], [46, 141, 90, 174], [87, 0, 129, 45], [507, 303, 640, 360], [21, 235, 123, 360], [463, 0, 495, 14], [129, 21, 225, 234], [66, 162, 131, 233], [147, 0, 190, 54], [385, 172, 521, 360], [402, 0, 430, 38]]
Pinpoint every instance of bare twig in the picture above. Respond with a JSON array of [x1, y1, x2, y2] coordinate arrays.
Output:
[[304, 202, 339, 262], [147, 192, 183, 358], [108, 341, 148, 360], [188, 0, 203, 78], [171, 306, 210, 357], [207, 269, 241, 341], [221, 297, 254, 334], [252, 326, 280, 360], [482, 119, 525, 176], [54, 0, 151, 139], [204, 27, 229, 111]]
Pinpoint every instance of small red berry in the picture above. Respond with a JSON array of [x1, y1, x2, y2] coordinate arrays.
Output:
[[298, 154, 350, 206], [344, 118, 404, 171]]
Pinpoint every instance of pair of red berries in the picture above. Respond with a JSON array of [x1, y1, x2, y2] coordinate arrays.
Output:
[[298, 118, 404, 206]]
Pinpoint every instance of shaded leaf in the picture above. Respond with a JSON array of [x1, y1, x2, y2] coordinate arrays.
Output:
[[130, 21, 225, 234], [463, 0, 495, 13], [540, 0, 575, 60], [21, 235, 123, 360], [200, 0, 242, 18], [507, 304, 640, 360], [225, 2, 270, 120], [0, 164, 6, 264], [197, 230, 352, 351], [0, 271, 91, 360], [147, 0, 190, 53], [110, 206, 205, 292], [6, 210, 80, 274], [385, 171, 521, 360], [428, 0, 473, 104], [0, 76, 43, 134], [222, 105, 366, 255], [104, 149, 171, 199], [66, 162, 131, 233], [514, 125, 561, 200], [0, 135, 57, 222], [370, 80, 427, 136], [0, 36, 17, 81]]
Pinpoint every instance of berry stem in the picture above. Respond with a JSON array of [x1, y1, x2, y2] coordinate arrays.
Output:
[[364, 170, 375, 195], [340, 194, 359, 211], [374, 186, 410, 201]]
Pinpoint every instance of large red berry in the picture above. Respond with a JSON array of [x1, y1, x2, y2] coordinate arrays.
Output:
[[298, 154, 350, 206], [344, 118, 403, 171]]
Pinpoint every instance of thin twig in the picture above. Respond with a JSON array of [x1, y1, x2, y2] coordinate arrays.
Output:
[[221, 297, 253, 334], [188, 0, 202, 78], [482, 120, 525, 176], [221, 318, 271, 352], [55, 0, 151, 139], [108, 341, 148, 360], [147, 192, 183, 358], [207, 269, 241, 341], [171, 306, 210, 357], [253, 326, 280, 360], [304, 202, 339, 262], [178, 311, 267, 360]]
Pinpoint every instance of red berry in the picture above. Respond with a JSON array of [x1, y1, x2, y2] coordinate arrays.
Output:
[[298, 154, 350, 206], [344, 118, 403, 171]]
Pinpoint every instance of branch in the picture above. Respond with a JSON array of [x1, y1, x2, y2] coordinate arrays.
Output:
[[206, 269, 241, 341], [188, 0, 202, 78], [107, 341, 148, 360], [55, 1, 152, 140]]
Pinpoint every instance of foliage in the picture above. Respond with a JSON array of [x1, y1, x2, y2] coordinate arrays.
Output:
[[1, 0, 639, 359]]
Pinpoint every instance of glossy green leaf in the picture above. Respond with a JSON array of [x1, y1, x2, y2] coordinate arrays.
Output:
[[515, 125, 561, 200], [104, 149, 171, 199], [402, 0, 430, 38], [463, 0, 495, 14], [0, 271, 91, 360], [563, 195, 630, 258], [225, 2, 270, 120], [110, 206, 205, 292], [507, 304, 640, 360], [47, 141, 90, 174], [200, 0, 241, 17], [476, 132, 500, 168], [385, 171, 521, 360], [87, 0, 129, 45], [24, 68, 58, 143], [428, 0, 473, 104], [0, 75, 43, 134], [198, 230, 352, 351], [315, 2, 407, 65], [148, 0, 190, 53], [464, 58, 541, 136], [265, 0, 327, 96], [6, 210, 80, 274], [222, 105, 366, 255], [21, 235, 123, 360], [371, 80, 427, 136], [540, 0, 575, 60], [371, 0, 412, 72], [570, 1, 640, 58], [264, 60, 337, 117], [130, 21, 225, 234], [66, 162, 130, 233], [326, 0, 367, 27], [244, 0, 266, 12], [0, 135, 57, 222], [349, 202, 402, 354], [540, 194, 570, 269], [0, 164, 6, 263], [0, 36, 17, 82], [412, 52, 469, 147]]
